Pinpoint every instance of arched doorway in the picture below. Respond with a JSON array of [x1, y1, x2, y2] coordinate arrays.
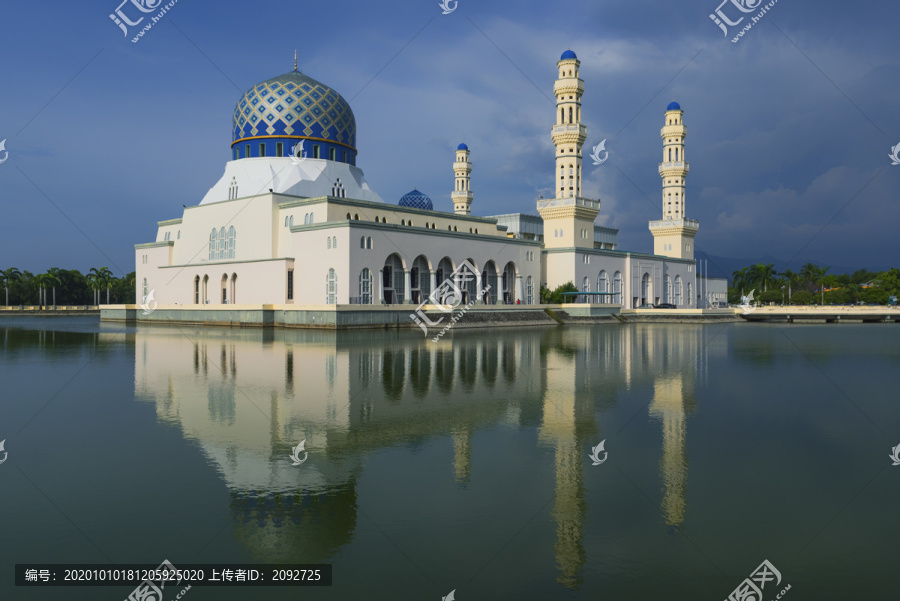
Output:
[[502, 262, 518, 304], [481, 261, 498, 304], [411, 255, 431, 304], [221, 274, 229, 304], [382, 254, 406, 304]]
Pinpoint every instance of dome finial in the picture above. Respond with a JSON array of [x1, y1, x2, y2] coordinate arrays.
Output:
[[293, 50, 298, 72]]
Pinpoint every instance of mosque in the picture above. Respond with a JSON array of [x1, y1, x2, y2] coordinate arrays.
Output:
[[135, 50, 702, 310]]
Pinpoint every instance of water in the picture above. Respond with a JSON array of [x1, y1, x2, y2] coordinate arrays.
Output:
[[1, 317, 898, 600]]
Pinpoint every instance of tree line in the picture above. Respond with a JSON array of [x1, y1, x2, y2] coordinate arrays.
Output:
[[730, 262, 899, 305], [0, 267, 136, 307]]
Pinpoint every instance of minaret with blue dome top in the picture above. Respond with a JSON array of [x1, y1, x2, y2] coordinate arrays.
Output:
[[537, 49, 599, 251], [452, 143, 473, 215], [650, 101, 699, 260], [231, 57, 358, 165]]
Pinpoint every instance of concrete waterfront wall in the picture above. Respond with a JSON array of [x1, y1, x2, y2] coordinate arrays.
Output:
[[100, 303, 624, 329]]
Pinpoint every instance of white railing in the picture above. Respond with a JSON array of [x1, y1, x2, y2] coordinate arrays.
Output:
[[658, 161, 688, 169], [551, 124, 587, 135], [649, 219, 700, 229], [537, 197, 599, 210]]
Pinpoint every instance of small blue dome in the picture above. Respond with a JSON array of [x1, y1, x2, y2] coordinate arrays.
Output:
[[457, 143, 468, 151], [560, 49, 577, 60], [667, 101, 681, 111], [399, 189, 433, 211]]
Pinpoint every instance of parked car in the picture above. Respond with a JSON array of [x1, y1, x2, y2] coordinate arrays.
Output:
[[656, 303, 677, 309]]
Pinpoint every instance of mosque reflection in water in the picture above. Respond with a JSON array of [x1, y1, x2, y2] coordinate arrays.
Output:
[[132, 324, 712, 589]]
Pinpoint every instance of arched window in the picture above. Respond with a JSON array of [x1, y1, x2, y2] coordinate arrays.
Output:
[[326, 268, 337, 304], [360, 236, 365, 249], [227, 226, 235, 259], [354, 214, 359, 220], [401, 219, 406, 226], [675, 148, 679, 161], [664, 274, 671, 303], [209, 228, 217, 260], [687, 282, 693, 306], [346, 213, 352, 220], [674, 276, 683, 305], [448, 225, 452, 231], [568, 106, 573, 123], [526, 276, 534, 304], [333, 236, 337, 248], [359, 268, 372, 304], [375, 216, 380, 223], [327, 238, 332, 249], [285, 216, 289, 226], [668, 148, 672, 161], [613, 271, 622, 305], [142, 278, 148, 304], [218, 227, 226, 260], [177, 231, 180, 239], [598, 271, 608, 297], [194, 276, 200, 304], [366, 237, 373, 249], [582, 277, 590, 301]]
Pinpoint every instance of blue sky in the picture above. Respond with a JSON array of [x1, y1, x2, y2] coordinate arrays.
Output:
[[1, 0, 897, 278]]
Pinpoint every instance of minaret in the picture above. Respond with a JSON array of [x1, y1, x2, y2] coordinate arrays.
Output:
[[650, 102, 699, 260], [452, 143, 473, 215], [538, 49, 599, 250]]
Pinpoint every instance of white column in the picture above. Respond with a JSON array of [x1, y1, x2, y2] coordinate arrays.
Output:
[[497, 273, 505, 304], [515, 276, 524, 305], [403, 270, 413, 304], [378, 269, 385, 304], [475, 272, 484, 304], [429, 272, 437, 301]]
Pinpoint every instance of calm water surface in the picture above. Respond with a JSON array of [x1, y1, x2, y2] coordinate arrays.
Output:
[[1, 317, 898, 599]]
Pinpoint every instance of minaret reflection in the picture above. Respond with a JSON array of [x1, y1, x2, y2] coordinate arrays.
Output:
[[537, 329, 596, 590], [643, 325, 702, 530]]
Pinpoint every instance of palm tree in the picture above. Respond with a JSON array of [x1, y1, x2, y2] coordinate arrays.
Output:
[[800, 262, 820, 292], [732, 267, 749, 296], [32, 273, 53, 309], [88, 267, 109, 305], [780, 269, 799, 303], [0, 267, 21, 306], [95, 267, 114, 304], [756, 263, 777, 292], [47, 267, 62, 306]]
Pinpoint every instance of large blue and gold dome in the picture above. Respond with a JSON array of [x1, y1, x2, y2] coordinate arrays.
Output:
[[231, 69, 357, 165]]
